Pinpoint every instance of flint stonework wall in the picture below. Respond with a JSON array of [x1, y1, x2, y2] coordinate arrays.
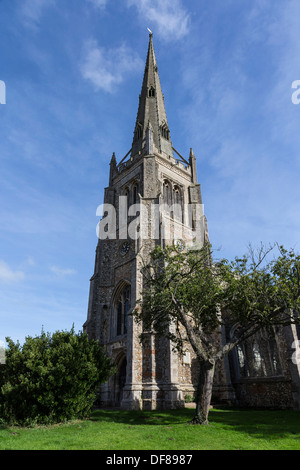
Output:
[[234, 378, 293, 409]]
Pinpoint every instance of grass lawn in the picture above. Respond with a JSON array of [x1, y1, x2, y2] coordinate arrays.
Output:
[[0, 407, 300, 450]]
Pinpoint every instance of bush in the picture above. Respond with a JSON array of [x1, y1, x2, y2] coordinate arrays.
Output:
[[0, 328, 114, 425], [184, 394, 195, 403]]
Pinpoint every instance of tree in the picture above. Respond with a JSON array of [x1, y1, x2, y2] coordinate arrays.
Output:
[[0, 327, 114, 425], [133, 243, 300, 425]]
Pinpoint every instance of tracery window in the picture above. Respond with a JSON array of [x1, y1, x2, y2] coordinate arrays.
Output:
[[163, 180, 172, 206], [232, 327, 282, 379], [116, 284, 131, 336], [173, 185, 183, 222], [162, 180, 184, 223]]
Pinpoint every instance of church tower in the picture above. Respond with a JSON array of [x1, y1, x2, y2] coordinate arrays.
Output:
[[84, 33, 224, 410]]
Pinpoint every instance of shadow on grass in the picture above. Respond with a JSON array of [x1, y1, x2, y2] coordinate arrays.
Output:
[[90, 407, 300, 441], [209, 408, 300, 439], [90, 408, 195, 426]]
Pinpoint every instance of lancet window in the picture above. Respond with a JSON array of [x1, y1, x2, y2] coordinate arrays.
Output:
[[162, 180, 184, 223], [173, 185, 183, 222], [163, 180, 172, 206], [134, 123, 143, 141], [149, 86, 155, 97], [116, 284, 131, 337], [161, 123, 170, 140]]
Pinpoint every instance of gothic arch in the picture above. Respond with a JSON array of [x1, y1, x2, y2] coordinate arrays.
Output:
[[134, 122, 143, 141], [229, 324, 282, 380], [113, 351, 127, 407], [161, 122, 170, 140], [131, 180, 139, 205], [122, 186, 130, 211], [162, 180, 184, 223], [110, 281, 131, 339], [173, 184, 183, 222], [163, 179, 172, 206], [148, 86, 155, 97]]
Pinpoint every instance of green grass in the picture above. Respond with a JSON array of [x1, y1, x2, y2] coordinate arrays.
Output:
[[1, 408, 300, 450]]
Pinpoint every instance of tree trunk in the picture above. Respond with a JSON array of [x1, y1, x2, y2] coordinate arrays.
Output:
[[192, 359, 215, 425]]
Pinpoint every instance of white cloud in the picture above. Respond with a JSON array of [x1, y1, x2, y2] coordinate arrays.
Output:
[[19, 0, 55, 28], [177, 2, 300, 261], [86, 0, 107, 9], [50, 266, 77, 277], [127, 0, 190, 40], [261, 1, 300, 149], [26, 256, 36, 267], [0, 261, 25, 283], [81, 40, 143, 93]]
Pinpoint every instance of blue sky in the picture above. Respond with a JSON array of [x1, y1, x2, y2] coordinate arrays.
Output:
[[0, 0, 300, 345]]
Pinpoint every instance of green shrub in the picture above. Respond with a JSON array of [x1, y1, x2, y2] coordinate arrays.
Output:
[[184, 394, 195, 403], [0, 327, 114, 425]]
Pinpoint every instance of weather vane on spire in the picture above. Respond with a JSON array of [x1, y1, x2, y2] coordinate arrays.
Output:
[[147, 27, 152, 35]]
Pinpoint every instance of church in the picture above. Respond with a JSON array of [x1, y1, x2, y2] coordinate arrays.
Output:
[[83, 33, 300, 410]]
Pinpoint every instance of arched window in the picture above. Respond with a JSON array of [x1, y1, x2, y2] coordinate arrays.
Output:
[[135, 123, 143, 141], [231, 326, 282, 379], [173, 185, 183, 221], [161, 123, 169, 140], [149, 86, 155, 97], [132, 184, 138, 205], [116, 284, 131, 336], [120, 187, 129, 229], [163, 180, 172, 206], [123, 187, 129, 198]]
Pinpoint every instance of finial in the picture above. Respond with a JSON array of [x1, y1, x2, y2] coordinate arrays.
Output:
[[147, 27, 153, 36], [110, 152, 116, 164]]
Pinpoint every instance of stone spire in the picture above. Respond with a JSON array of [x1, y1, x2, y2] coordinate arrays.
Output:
[[131, 32, 173, 159]]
